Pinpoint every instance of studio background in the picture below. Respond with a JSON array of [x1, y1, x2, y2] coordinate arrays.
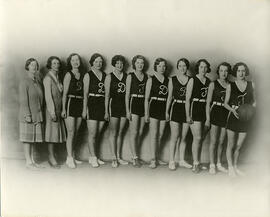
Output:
[[1, 0, 269, 165]]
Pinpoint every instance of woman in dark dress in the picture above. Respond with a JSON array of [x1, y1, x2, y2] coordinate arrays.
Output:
[[185, 59, 211, 173], [224, 62, 256, 177], [104, 55, 129, 168], [205, 62, 231, 174], [62, 53, 84, 168], [165, 58, 192, 170], [145, 58, 169, 169], [125, 55, 147, 167], [82, 53, 106, 167]]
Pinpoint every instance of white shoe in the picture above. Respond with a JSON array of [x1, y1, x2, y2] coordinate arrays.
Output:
[[209, 164, 216, 174], [179, 160, 192, 169], [235, 167, 245, 176], [117, 158, 129, 165], [158, 159, 167, 165], [216, 163, 228, 173], [228, 167, 236, 177], [111, 159, 118, 168], [149, 160, 157, 169], [74, 159, 83, 164], [89, 156, 99, 168], [66, 157, 76, 169], [169, 161, 176, 170], [97, 159, 105, 165]]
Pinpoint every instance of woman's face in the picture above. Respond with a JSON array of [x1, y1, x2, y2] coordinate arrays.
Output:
[[93, 56, 103, 70], [236, 65, 247, 80], [156, 61, 166, 74], [198, 61, 208, 75], [70, 55, 80, 69], [135, 58, 144, 72], [115, 60, 124, 72], [28, 61, 38, 75], [177, 61, 187, 74], [218, 65, 228, 80], [51, 59, 60, 72]]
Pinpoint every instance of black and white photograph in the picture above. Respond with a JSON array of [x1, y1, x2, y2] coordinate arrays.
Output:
[[1, 0, 270, 216]]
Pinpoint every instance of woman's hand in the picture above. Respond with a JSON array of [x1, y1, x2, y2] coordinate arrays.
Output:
[[51, 114, 57, 122], [25, 115, 32, 123], [232, 109, 239, 119], [126, 112, 132, 121], [61, 110, 67, 119], [186, 116, 193, 124], [82, 109, 87, 119], [104, 112, 109, 122], [205, 119, 210, 128], [165, 113, 170, 122], [144, 113, 149, 123]]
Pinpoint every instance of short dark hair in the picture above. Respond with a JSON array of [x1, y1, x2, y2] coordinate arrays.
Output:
[[46, 56, 62, 70], [195, 59, 211, 74], [232, 62, 250, 77], [132, 55, 146, 71], [66, 53, 84, 73], [154, 58, 167, 72], [176, 58, 190, 70], [25, 58, 39, 71], [216, 62, 232, 76], [111, 55, 126, 67], [89, 53, 104, 67]]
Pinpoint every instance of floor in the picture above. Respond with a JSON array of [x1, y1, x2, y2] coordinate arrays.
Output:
[[1, 158, 269, 217]]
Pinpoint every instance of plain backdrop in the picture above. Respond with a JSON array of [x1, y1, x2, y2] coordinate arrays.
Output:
[[0, 0, 270, 216]]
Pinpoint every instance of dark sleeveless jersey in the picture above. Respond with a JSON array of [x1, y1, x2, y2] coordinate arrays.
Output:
[[191, 76, 210, 100], [229, 81, 254, 106], [150, 75, 169, 99], [212, 80, 227, 103], [172, 76, 189, 100], [67, 71, 83, 96], [110, 72, 127, 99], [130, 72, 147, 95], [88, 70, 106, 95]]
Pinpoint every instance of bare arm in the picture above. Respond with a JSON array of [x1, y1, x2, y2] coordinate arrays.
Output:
[[252, 82, 256, 107], [224, 83, 238, 118], [165, 77, 173, 121], [82, 73, 90, 119], [144, 77, 152, 123], [125, 74, 132, 120], [61, 73, 71, 118], [185, 78, 194, 123], [104, 74, 111, 121], [205, 81, 214, 126]]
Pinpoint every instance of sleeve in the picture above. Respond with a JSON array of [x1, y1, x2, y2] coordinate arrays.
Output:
[[19, 80, 31, 118], [43, 77, 55, 116]]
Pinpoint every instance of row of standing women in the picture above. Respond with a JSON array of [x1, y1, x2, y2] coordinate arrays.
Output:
[[19, 54, 256, 177]]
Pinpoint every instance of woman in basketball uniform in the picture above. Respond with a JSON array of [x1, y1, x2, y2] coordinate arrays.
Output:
[[205, 62, 231, 174], [104, 55, 129, 168], [224, 62, 256, 177], [82, 53, 106, 168], [19, 58, 44, 169], [185, 59, 211, 173], [43, 56, 66, 168], [145, 58, 169, 169], [62, 53, 84, 168], [165, 58, 192, 170], [125, 55, 147, 167]]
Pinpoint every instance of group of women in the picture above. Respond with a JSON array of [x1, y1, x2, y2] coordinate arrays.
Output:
[[19, 53, 256, 177]]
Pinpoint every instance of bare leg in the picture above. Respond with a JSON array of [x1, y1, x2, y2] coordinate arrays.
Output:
[[226, 129, 236, 176], [116, 117, 128, 165], [129, 114, 140, 159], [169, 121, 180, 170], [233, 132, 247, 176], [149, 118, 159, 168], [24, 143, 32, 165], [157, 120, 167, 165], [179, 123, 192, 168]]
